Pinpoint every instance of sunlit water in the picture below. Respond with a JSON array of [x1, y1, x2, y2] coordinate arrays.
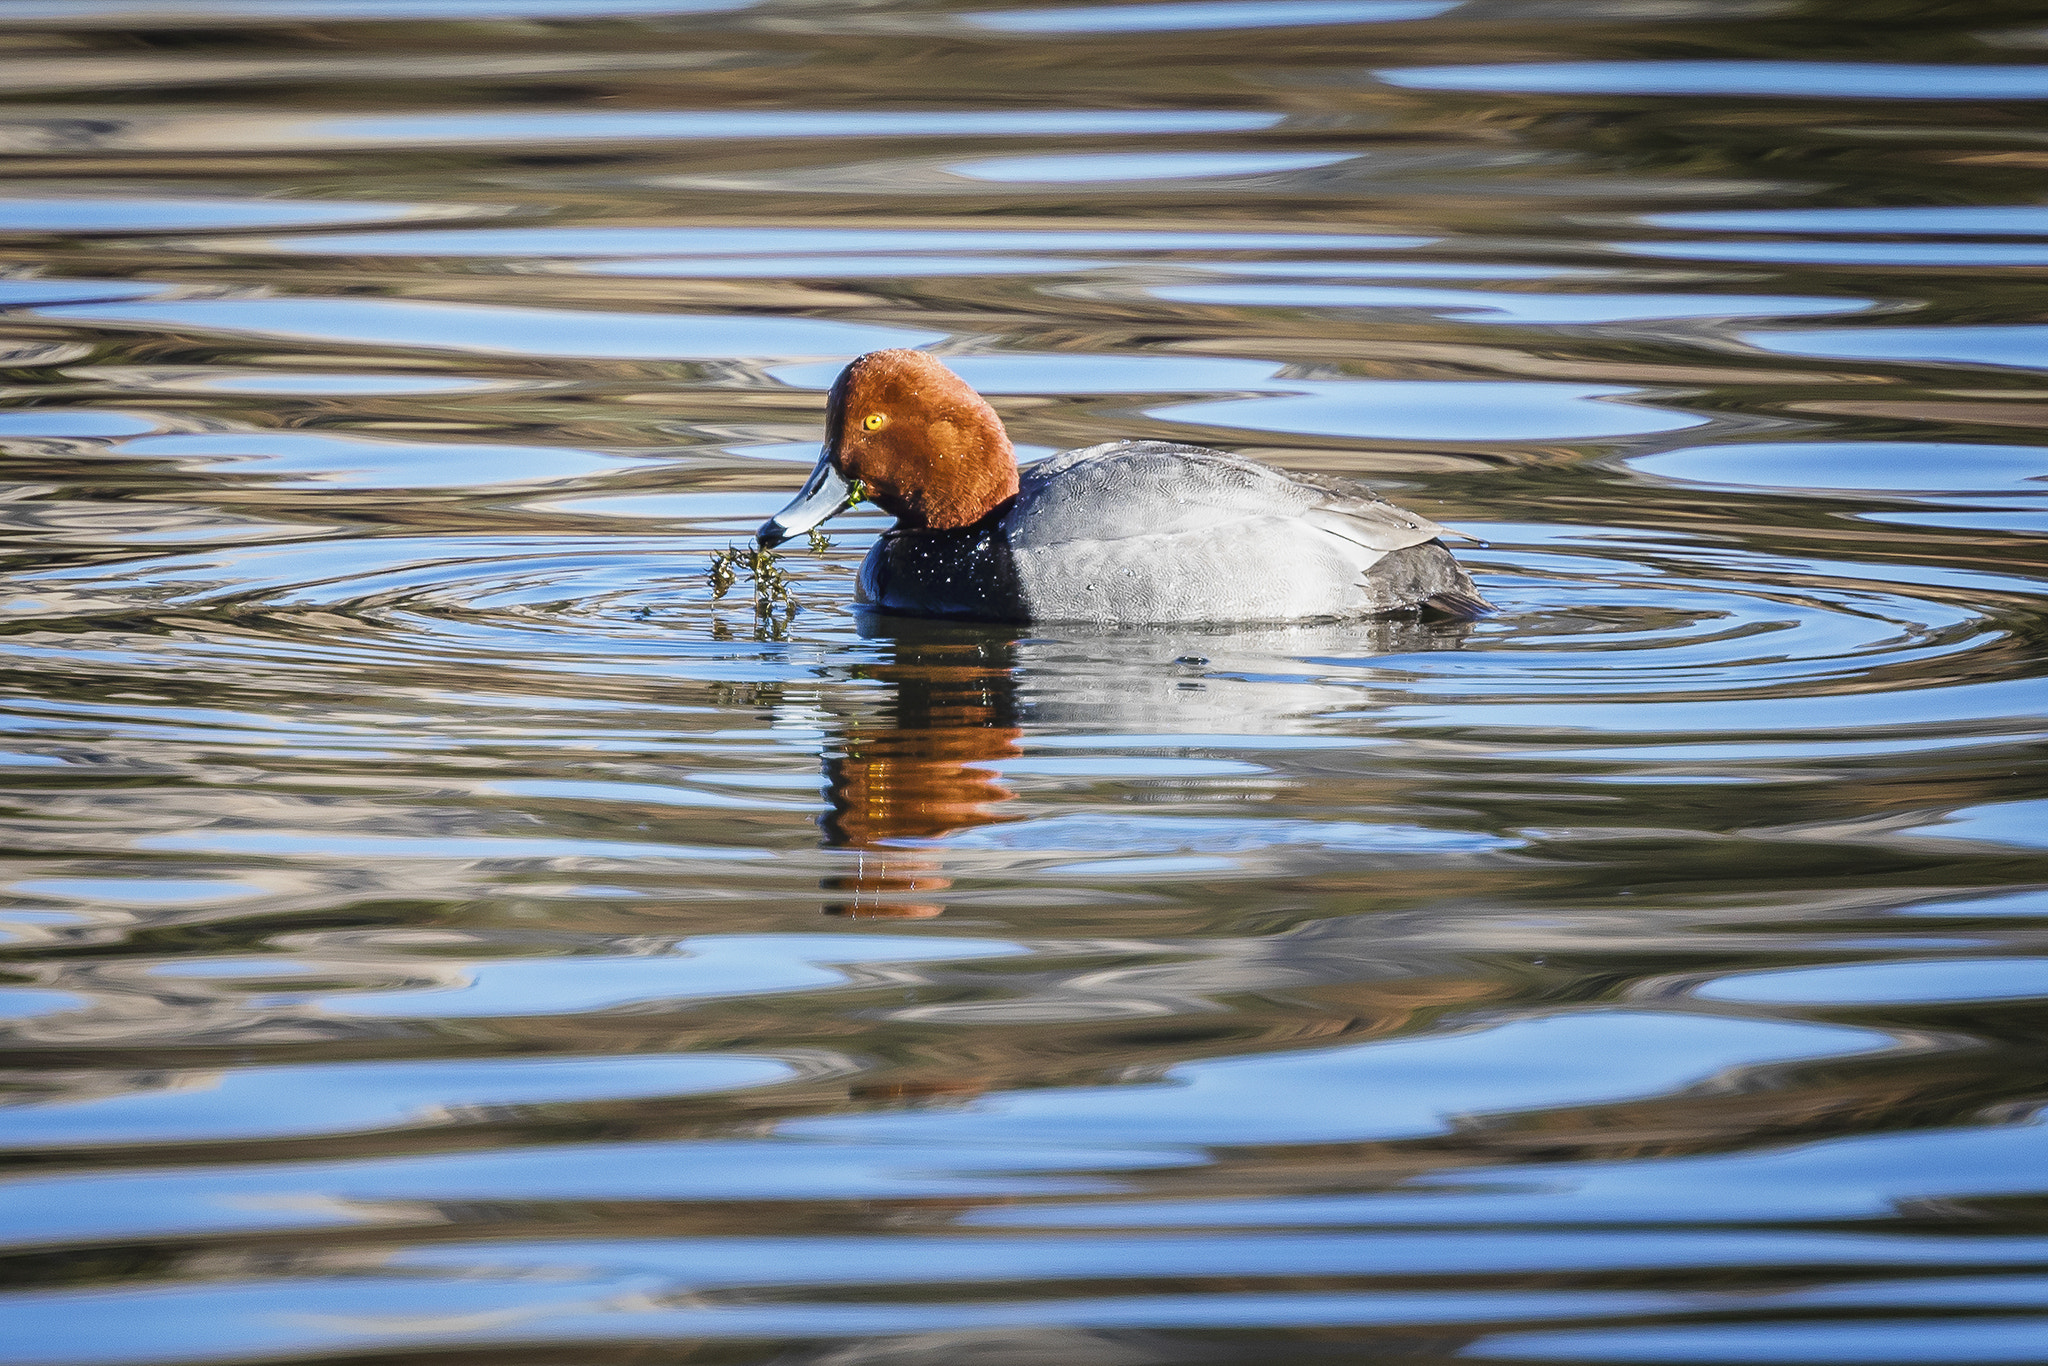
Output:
[[2, 2, 2047, 1363]]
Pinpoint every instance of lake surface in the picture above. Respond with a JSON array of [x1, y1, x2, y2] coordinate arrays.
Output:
[[3, 1, 2047, 1363]]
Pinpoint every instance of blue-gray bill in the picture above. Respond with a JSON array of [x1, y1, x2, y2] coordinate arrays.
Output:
[[757, 450, 854, 549]]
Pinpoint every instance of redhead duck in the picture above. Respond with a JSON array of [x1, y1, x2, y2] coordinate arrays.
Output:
[[757, 349, 1490, 624]]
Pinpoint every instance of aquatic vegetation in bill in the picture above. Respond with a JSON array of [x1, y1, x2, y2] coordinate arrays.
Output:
[[707, 528, 833, 615]]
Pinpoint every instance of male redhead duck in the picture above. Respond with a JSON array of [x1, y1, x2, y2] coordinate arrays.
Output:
[[757, 349, 1490, 624]]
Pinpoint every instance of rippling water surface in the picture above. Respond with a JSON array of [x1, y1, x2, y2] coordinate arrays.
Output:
[[3, 1, 2048, 1362]]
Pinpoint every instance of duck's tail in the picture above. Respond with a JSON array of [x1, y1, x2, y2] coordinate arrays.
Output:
[[1421, 588, 1495, 620]]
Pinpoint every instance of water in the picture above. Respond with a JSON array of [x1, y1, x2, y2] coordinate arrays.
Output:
[[2, 1, 2046, 1362]]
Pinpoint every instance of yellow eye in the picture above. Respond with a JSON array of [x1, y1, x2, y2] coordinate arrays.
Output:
[[862, 413, 887, 432]]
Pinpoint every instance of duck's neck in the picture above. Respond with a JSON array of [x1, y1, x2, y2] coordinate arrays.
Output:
[[901, 445, 1018, 531]]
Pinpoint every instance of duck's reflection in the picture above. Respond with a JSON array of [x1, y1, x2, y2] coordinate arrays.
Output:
[[822, 622, 1022, 917], [819, 615, 1478, 917]]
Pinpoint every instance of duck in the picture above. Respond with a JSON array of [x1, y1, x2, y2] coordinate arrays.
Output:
[[756, 349, 1490, 624]]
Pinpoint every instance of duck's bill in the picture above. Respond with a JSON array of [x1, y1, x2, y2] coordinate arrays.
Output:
[[757, 451, 854, 548]]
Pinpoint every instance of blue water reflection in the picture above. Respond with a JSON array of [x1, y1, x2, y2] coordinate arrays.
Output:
[[969, 0, 1459, 33], [788, 1012, 1891, 1146], [1697, 957, 2048, 1005], [297, 108, 1281, 148], [1628, 442, 2048, 494], [1471, 1317, 2048, 1363], [0, 197, 472, 231], [1153, 381, 1703, 441], [1747, 324, 2048, 370], [1154, 283, 1869, 324], [246, 225, 1430, 255], [40, 297, 946, 359], [1622, 241, 2048, 266], [2, 1053, 800, 1147], [1904, 800, 2048, 850], [1648, 206, 2048, 234], [954, 151, 1359, 182], [310, 934, 1025, 1018], [1381, 62, 2048, 98]]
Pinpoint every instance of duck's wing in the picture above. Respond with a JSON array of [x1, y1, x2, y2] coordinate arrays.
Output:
[[1291, 473, 1462, 552], [1006, 442, 1489, 623], [1020, 441, 1455, 551]]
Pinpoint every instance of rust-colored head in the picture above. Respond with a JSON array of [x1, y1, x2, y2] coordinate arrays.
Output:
[[825, 350, 1019, 531]]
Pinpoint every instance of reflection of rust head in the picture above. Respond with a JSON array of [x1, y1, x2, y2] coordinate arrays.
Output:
[[820, 656, 1023, 853], [816, 625, 1025, 919], [824, 900, 947, 919], [823, 869, 952, 894], [822, 743, 1019, 847], [822, 865, 952, 919]]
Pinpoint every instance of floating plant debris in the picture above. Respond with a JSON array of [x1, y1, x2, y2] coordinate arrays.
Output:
[[707, 529, 833, 617]]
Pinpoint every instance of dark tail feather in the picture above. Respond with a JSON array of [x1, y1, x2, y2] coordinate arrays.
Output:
[[1421, 588, 1494, 619]]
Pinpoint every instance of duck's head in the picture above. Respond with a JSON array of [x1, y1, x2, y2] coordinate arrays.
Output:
[[757, 349, 1019, 549]]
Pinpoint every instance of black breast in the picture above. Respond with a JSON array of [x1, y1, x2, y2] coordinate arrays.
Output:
[[859, 511, 1027, 622]]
